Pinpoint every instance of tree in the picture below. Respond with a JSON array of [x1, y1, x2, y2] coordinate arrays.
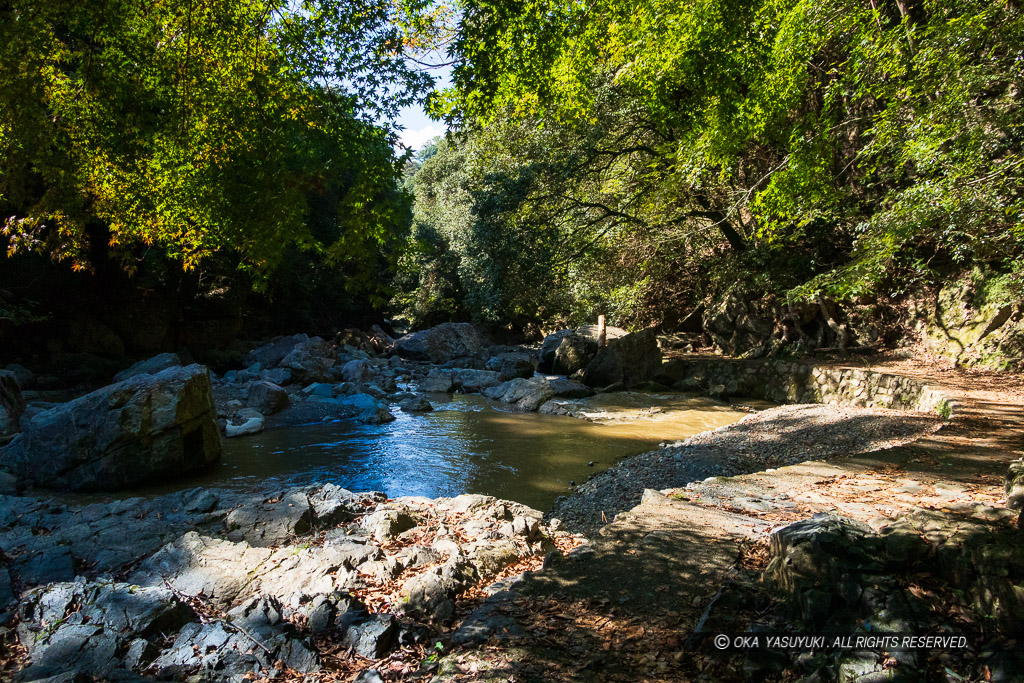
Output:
[[434, 0, 1024, 317], [0, 0, 436, 285]]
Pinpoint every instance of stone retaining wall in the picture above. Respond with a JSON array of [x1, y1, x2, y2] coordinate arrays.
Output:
[[661, 358, 954, 418]]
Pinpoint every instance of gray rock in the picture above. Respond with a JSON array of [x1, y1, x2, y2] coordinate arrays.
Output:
[[0, 567, 14, 610], [16, 548, 75, 586], [453, 369, 503, 393], [376, 376, 399, 394], [322, 536, 383, 567], [836, 653, 888, 683], [766, 513, 881, 594], [359, 557, 405, 582], [552, 334, 597, 376], [131, 532, 275, 610], [400, 572, 455, 622], [0, 364, 221, 491], [359, 384, 388, 400], [0, 469, 18, 493], [246, 333, 310, 369], [227, 594, 283, 629], [512, 514, 540, 540], [764, 513, 883, 628], [308, 484, 361, 527], [280, 336, 336, 385], [301, 592, 364, 633], [150, 616, 320, 679], [1006, 459, 1024, 510], [225, 410, 264, 437], [400, 396, 433, 413], [19, 580, 194, 646], [548, 377, 595, 398], [540, 326, 628, 372], [16, 624, 119, 680], [485, 352, 536, 381], [452, 600, 524, 645], [183, 488, 221, 514], [398, 545, 441, 567], [16, 580, 194, 679], [419, 368, 456, 392], [341, 614, 398, 659], [225, 491, 313, 546], [5, 363, 35, 390], [113, 352, 182, 382], [394, 323, 487, 363], [341, 359, 376, 383], [363, 509, 417, 543], [466, 540, 522, 576], [0, 369, 25, 438], [123, 637, 159, 671], [337, 393, 395, 424], [482, 377, 555, 411], [247, 380, 290, 415], [539, 329, 575, 373], [259, 367, 293, 386], [400, 556, 478, 622], [355, 669, 386, 683], [582, 328, 662, 388], [303, 382, 334, 398]]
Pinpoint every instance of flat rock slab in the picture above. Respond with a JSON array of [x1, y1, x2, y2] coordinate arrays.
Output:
[[530, 492, 765, 614], [442, 493, 767, 681]]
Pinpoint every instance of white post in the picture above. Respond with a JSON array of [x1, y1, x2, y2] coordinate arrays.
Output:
[[597, 314, 607, 348]]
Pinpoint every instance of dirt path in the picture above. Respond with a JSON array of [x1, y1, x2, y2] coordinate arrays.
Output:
[[434, 361, 1024, 682]]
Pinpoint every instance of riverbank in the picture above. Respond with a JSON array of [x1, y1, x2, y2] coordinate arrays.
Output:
[[436, 359, 1024, 682], [3, 347, 1022, 681]]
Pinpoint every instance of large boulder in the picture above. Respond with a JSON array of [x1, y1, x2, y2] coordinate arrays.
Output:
[[1, 370, 24, 438], [394, 323, 487, 363], [581, 328, 662, 388], [113, 352, 182, 383], [336, 393, 395, 424], [245, 333, 310, 369], [484, 352, 535, 381], [539, 325, 628, 373], [368, 324, 396, 354], [552, 334, 597, 376], [5, 363, 35, 390], [341, 359, 376, 383], [482, 377, 555, 412], [246, 380, 290, 415], [280, 336, 336, 385], [538, 330, 574, 373], [0, 364, 222, 491]]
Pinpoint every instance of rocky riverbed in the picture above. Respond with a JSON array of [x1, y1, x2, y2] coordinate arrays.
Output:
[[1, 322, 991, 682], [0, 485, 583, 681]]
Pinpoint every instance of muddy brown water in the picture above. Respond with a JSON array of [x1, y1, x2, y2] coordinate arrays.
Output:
[[145, 393, 751, 511]]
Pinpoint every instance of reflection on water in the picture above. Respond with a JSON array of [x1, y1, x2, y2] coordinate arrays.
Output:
[[174, 393, 748, 511]]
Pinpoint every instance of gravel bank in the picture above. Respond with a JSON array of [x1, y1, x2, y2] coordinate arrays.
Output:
[[547, 404, 943, 534]]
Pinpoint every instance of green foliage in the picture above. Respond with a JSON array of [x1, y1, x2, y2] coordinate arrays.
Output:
[[0, 0, 433, 289], [423, 0, 1024, 326]]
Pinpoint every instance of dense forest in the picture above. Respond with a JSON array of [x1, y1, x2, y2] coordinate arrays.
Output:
[[2, 0, 1023, 360]]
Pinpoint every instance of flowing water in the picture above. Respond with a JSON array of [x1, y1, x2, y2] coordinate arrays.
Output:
[[169, 392, 752, 510]]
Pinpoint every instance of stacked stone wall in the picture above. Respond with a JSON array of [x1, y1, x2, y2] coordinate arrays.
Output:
[[668, 358, 954, 417]]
